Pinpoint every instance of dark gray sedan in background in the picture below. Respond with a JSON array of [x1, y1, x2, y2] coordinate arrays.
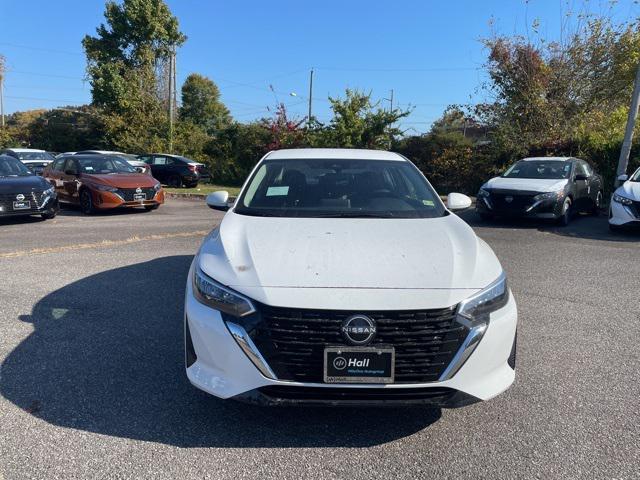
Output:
[[476, 157, 603, 226]]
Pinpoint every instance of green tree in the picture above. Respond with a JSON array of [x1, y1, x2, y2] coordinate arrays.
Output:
[[82, 0, 186, 152], [317, 89, 411, 149], [180, 73, 231, 133]]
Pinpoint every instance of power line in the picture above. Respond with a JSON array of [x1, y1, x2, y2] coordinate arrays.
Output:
[[0, 42, 84, 56], [5, 94, 88, 104], [8, 69, 87, 81], [315, 66, 480, 73]]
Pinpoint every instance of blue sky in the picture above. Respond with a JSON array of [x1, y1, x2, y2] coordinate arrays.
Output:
[[1, 0, 638, 132]]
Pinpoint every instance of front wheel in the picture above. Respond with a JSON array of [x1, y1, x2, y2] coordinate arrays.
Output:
[[41, 210, 57, 220], [80, 190, 95, 215], [557, 197, 572, 226]]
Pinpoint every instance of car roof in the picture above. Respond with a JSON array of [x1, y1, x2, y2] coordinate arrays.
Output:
[[76, 150, 126, 155], [264, 148, 406, 161], [3, 148, 46, 153], [521, 156, 573, 162]]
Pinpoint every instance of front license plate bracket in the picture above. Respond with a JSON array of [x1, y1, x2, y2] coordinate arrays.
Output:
[[324, 346, 395, 384]]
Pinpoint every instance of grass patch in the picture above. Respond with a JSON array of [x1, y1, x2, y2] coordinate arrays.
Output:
[[164, 184, 242, 197]]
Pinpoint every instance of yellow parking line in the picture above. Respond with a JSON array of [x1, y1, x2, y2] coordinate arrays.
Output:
[[0, 230, 208, 259]]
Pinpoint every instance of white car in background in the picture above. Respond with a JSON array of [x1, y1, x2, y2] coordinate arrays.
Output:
[[609, 167, 640, 231], [74, 150, 152, 175], [0, 148, 55, 175], [184, 148, 517, 407]]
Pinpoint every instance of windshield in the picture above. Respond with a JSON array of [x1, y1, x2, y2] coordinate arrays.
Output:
[[74, 157, 136, 174], [630, 168, 640, 182], [234, 158, 445, 218], [0, 156, 32, 176], [502, 160, 571, 180], [14, 151, 55, 161]]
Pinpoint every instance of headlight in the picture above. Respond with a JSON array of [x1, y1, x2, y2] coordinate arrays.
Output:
[[153, 182, 162, 191], [534, 190, 564, 201], [43, 186, 55, 196], [457, 271, 509, 325], [613, 193, 633, 206], [478, 188, 490, 198], [193, 266, 255, 317], [94, 184, 119, 192]]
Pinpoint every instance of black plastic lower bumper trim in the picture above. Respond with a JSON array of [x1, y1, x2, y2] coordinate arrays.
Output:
[[233, 385, 481, 408]]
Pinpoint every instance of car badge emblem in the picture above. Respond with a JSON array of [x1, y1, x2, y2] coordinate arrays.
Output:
[[16, 194, 25, 201], [136, 187, 142, 194], [341, 315, 377, 345], [505, 196, 514, 203]]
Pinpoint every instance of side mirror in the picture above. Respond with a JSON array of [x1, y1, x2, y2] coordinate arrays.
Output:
[[617, 174, 629, 182], [574, 174, 588, 182], [206, 190, 230, 211], [447, 192, 472, 211]]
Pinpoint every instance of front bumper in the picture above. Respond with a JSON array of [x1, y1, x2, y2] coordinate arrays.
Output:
[[476, 193, 563, 219], [91, 189, 165, 210], [609, 197, 640, 227], [184, 261, 518, 407], [0, 195, 59, 218]]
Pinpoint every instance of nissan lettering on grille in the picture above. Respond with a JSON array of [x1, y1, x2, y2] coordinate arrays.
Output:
[[341, 315, 377, 345]]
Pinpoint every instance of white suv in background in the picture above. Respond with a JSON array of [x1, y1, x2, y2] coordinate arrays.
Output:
[[184, 148, 518, 407], [609, 167, 640, 231]]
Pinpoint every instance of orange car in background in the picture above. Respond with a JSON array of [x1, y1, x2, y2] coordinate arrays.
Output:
[[43, 154, 165, 214]]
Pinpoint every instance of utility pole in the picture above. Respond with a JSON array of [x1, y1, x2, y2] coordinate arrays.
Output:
[[307, 68, 314, 126], [616, 61, 640, 186], [0, 75, 4, 128], [168, 47, 176, 154], [0, 57, 4, 128], [384, 89, 394, 112]]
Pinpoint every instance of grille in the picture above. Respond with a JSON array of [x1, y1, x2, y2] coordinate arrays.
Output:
[[489, 191, 536, 212], [115, 188, 156, 201], [0, 190, 47, 212], [248, 305, 466, 384], [630, 201, 640, 219]]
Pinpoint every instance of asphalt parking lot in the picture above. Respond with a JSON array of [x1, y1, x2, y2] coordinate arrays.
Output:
[[0, 198, 638, 479]]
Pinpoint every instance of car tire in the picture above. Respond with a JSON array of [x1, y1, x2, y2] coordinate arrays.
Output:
[[478, 212, 494, 222], [144, 204, 159, 211], [168, 175, 182, 188], [80, 190, 95, 215], [591, 191, 603, 216], [558, 197, 572, 226], [41, 210, 57, 220]]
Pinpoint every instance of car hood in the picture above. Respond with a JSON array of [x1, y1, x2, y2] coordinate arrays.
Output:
[[80, 173, 157, 188], [198, 211, 502, 294], [0, 175, 50, 193], [618, 181, 640, 200], [484, 176, 568, 192]]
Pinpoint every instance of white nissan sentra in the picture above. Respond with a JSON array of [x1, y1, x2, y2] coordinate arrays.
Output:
[[185, 148, 517, 406]]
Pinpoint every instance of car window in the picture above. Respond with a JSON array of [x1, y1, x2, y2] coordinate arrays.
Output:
[[64, 158, 79, 174], [52, 159, 65, 171], [0, 156, 32, 176], [575, 161, 590, 177], [166, 157, 175, 165], [502, 160, 572, 179], [153, 156, 168, 165], [235, 158, 445, 219], [138, 156, 152, 164]]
